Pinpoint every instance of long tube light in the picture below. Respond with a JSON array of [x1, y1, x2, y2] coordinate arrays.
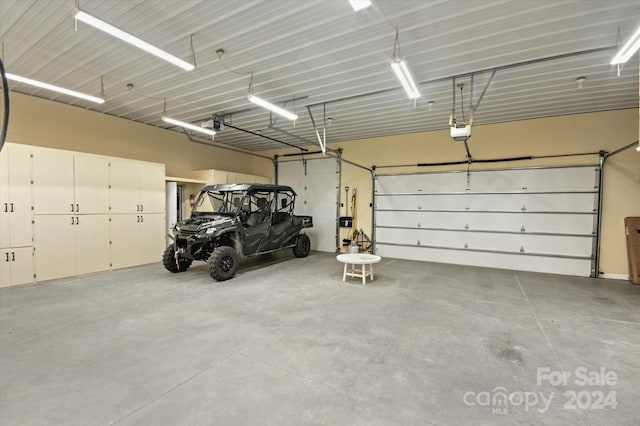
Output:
[[162, 116, 215, 136], [73, 9, 195, 71], [6, 73, 105, 104], [391, 59, 420, 99], [349, 0, 372, 11], [611, 26, 640, 65], [248, 94, 298, 121]]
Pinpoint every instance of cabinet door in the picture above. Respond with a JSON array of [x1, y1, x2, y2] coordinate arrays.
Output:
[[138, 162, 165, 214], [74, 154, 110, 214], [75, 214, 110, 275], [7, 144, 33, 247], [0, 249, 10, 287], [34, 215, 76, 281], [32, 148, 75, 214], [6, 247, 34, 287], [110, 214, 140, 269], [139, 213, 165, 265], [110, 159, 140, 214], [0, 146, 9, 248]]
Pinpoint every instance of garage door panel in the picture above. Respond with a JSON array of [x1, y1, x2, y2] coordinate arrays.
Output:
[[376, 228, 591, 257], [376, 173, 467, 194], [376, 244, 591, 277], [376, 211, 595, 235], [377, 192, 595, 212], [468, 167, 596, 192]]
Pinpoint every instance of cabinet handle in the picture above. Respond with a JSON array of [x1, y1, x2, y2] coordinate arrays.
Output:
[[137, 215, 140, 223], [4, 253, 8, 262], [141, 204, 144, 212], [71, 217, 75, 225], [141, 215, 144, 223], [10, 203, 14, 212], [76, 203, 79, 213], [71, 203, 75, 212], [76, 216, 80, 225], [136, 204, 140, 212], [11, 252, 15, 261], [3, 203, 7, 212]]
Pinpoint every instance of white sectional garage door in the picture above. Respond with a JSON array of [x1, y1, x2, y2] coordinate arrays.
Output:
[[278, 158, 339, 253], [375, 166, 598, 276]]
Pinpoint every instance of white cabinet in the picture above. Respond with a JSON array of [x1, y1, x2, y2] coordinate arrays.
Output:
[[32, 147, 111, 281], [111, 213, 165, 269], [0, 248, 34, 288], [0, 143, 34, 287], [32, 149, 109, 215], [5, 144, 165, 283], [110, 158, 165, 269], [111, 158, 165, 214], [0, 143, 33, 249], [33, 214, 110, 282]]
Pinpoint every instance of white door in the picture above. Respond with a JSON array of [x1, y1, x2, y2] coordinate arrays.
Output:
[[139, 213, 165, 264], [278, 158, 339, 252], [110, 159, 140, 214], [34, 215, 77, 281], [1, 247, 34, 287], [74, 154, 110, 214], [375, 166, 598, 277], [0, 249, 10, 287], [0, 146, 9, 249], [0, 144, 30, 249], [139, 162, 165, 214], [75, 214, 110, 275], [32, 148, 75, 214], [110, 214, 141, 269]]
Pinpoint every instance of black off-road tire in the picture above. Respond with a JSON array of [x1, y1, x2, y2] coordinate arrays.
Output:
[[208, 246, 238, 281], [292, 234, 311, 258], [162, 245, 193, 273]]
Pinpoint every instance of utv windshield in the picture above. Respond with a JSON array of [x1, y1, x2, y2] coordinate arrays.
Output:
[[192, 190, 245, 215]]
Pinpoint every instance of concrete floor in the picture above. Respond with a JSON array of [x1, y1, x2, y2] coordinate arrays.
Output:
[[1, 251, 639, 426]]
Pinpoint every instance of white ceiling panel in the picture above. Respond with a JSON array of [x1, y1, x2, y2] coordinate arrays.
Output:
[[1, 0, 638, 151]]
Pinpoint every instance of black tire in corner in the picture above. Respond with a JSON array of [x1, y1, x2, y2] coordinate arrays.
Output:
[[292, 234, 311, 258], [208, 246, 239, 281], [162, 245, 193, 273]]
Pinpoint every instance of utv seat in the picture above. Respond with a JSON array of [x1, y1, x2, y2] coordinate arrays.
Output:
[[246, 198, 269, 227]]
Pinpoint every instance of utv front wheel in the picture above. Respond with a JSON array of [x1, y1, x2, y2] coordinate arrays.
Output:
[[208, 246, 238, 281], [293, 234, 311, 258], [163, 245, 193, 273]]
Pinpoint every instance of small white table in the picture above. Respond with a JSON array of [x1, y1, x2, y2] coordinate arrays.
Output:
[[336, 253, 382, 285]]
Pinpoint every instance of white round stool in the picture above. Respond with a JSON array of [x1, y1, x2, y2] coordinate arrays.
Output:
[[336, 253, 382, 285]]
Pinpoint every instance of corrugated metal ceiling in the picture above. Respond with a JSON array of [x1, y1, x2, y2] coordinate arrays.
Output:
[[1, 0, 638, 151]]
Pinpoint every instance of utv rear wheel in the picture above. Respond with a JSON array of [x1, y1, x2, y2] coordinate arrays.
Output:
[[293, 234, 311, 258], [162, 245, 193, 273], [208, 246, 238, 281]]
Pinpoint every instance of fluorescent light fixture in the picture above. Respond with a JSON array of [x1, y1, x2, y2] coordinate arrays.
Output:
[[6, 73, 105, 104], [391, 59, 420, 99], [349, 0, 371, 11], [611, 26, 640, 65], [248, 94, 298, 121], [162, 116, 215, 136], [73, 9, 195, 71]]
